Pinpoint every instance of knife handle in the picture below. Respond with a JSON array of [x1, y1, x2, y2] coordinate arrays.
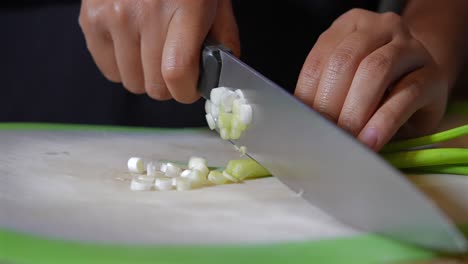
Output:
[[198, 42, 230, 99]]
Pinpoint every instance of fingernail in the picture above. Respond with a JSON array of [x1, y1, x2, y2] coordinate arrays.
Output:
[[360, 127, 378, 150]]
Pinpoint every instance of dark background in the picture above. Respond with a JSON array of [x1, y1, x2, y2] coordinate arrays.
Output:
[[1, 1, 464, 128]]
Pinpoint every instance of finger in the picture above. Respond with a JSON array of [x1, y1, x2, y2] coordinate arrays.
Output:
[[294, 24, 355, 108], [312, 30, 392, 122], [140, 12, 172, 100], [338, 39, 429, 135], [79, 7, 121, 83], [110, 14, 145, 94], [162, 3, 216, 103], [357, 67, 436, 151], [209, 0, 240, 57]]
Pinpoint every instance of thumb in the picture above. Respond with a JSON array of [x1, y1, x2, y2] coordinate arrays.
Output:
[[210, 0, 240, 57]]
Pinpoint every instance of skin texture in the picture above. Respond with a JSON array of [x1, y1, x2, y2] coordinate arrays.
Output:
[[79, 0, 468, 151], [295, 2, 468, 151], [294, 8, 447, 151]]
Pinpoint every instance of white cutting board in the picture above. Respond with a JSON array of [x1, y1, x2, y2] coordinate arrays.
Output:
[[0, 124, 466, 245]]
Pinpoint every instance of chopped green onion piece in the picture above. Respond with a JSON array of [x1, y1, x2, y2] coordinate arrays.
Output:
[[218, 112, 233, 129], [239, 104, 253, 125], [164, 163, 183, 177], [235, 89, 245, 99], [232, 98, 247, 115], [381, 124, 468, 153], [155, 177, 173, 191], [180, 169, 192, 178], [188, 156, 208, 169], [130, 175, 154, 191], [208, 170, 228, 185], [230, 128, 242, 140], [382, 148, 468, 169], [128, 157, 145, 174], [222, 170, 239, 182], [176, 177, 192, 191], [225, 159, 271, 180], [220, 128, 230, 140], [191, 163, 209, 177], [210, 103, 220, 119], [220, 90, 237, 112], [231, 115, 247, 131], [239, 146, 247, 156], [205, 113, 216, 130], [210, 87, 228, 105], [146, 161, 162, 177], [205, 100, 212, 114], [186, 170, 207, 188]]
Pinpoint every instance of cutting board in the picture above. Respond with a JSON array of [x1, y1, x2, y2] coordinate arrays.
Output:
[[1, 120, 467, 263]]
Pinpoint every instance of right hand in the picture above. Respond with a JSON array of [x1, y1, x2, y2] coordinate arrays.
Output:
[[79, 0, 240, 103]]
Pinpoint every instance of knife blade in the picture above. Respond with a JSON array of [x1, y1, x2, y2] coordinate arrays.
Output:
[[198, 45, 467, 253]]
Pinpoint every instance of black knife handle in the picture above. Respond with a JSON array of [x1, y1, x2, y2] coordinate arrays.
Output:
[[198, 42, 230, 99]]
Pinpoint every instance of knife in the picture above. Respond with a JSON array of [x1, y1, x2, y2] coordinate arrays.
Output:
[[198, 44, 467, 253]]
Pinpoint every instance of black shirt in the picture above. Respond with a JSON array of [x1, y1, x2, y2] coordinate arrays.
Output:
[[0, 1, 378, 127]]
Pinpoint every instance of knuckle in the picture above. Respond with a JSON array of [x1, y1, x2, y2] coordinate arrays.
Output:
[[360, 52, 393, 76], [79, 4, 101, 29], [402, 77, 425, 98], [161, 56, 196, 84], [299, 57, 322, 88], [381, 12, 402, 24], [123, 80, 145, 95], [139, 0, 162, 20], [161, 65, 186, 84], [381, 12, 407, 32], [347, 8, 365, 16], [340, 8, 365, 21], [328, 46, 357, 74], [146, 84, 171, 100], [315, 30, 331, 44], [108, 1, 132, 25], [378, 107, 399, 129], [339, 109, 362, 135]]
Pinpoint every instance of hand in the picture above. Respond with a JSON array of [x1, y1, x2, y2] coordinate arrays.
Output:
[[294, 9, 449, 151], [79, 0, 240, 103]]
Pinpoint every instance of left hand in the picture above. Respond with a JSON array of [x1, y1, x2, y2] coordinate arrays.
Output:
[[294, 9, 449, 151]]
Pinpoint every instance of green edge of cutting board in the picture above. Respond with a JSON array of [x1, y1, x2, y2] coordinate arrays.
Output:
[[2, 120, 467, 264]]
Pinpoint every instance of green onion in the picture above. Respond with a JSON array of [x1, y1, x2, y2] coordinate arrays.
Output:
[[381, 125, 468, 153], [217, 112, 233, 129], [403, 164, 468, 176], [230, 128, 242, 140], [382, 148, 468, 169], [225, 159, 271, 180], [208, 170, 228, 185], [231, 115, 247, 131]]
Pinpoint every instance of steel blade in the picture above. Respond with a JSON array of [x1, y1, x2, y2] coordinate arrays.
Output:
[[210, 51, 467, 252]]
